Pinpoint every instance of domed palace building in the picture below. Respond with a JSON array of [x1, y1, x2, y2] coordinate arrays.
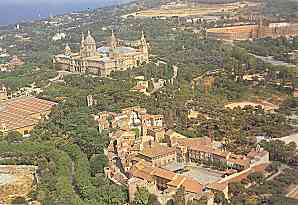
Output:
[[53, 30, 149, 77]]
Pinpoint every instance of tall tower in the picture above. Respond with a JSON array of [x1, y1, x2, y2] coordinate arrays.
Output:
[[140, 31, 149, 61], [84, 30, 97, 57], [0, 85, 8, 101], [110, 30, 118, 49], [80, 32, 85, 57], [257, 15, 264, 39], [110, 30, 119, 60]]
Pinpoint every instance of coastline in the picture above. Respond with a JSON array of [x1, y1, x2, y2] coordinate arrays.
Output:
[[0, 0, 134, 26]]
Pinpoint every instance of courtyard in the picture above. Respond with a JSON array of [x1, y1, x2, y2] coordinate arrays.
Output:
[[162, 163, 224, 185], [181, 166, 224, 185]]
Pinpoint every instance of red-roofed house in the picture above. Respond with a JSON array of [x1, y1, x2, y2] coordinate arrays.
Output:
[[0, 96, 57, 135]]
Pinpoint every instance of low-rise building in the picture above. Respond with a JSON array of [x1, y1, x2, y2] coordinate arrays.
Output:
[[97, 106, 163, 136], [103, 107, 270, 205], [0, 96, 57, 135], [207, 22, 298, 41], [138, 144, 176, 167], [128, 161, 213, 205], [0, 55, 24, 72]]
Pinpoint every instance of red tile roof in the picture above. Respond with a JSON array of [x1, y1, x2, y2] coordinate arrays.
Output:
[[140, 144, 176, 159], [0, 97, 57, 131], [247, 149, 268, 159], [181, 177, 204, 194], [191, 144, 228, 158], [227, 154, 250, 167], [207, 181, 228, 192], [152, 167, 176, 180], [223, 163, 269, 184], [131, 161, 204, 194]]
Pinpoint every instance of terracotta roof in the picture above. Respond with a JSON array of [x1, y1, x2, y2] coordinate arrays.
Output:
[[152, 167, 176, 181], [190, 144, 228, 158], [0, 96, 56, 115], [0, 97, 57, 131], [182, 177, 204, 194], [247, 149, 268, 159], [251, 163, 269, 172], [167, 175, 185, 187], [223, 163, 269, 184], [132, 84, 146, 91], [131, 161, 203, 194], [227, 155, 250, 167], [130, 161, 155, 182], [207, 181, 228, 192], [132, 169, 154, 182], [175, 137, 212, 147], [140, 144, 176, 159], [167, 175, 204, 194]]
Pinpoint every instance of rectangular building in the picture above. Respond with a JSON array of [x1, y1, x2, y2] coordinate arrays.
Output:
[[0, 97, 57, 135]]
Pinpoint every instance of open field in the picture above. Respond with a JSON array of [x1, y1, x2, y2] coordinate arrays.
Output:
[[123, 1, 260, 18]]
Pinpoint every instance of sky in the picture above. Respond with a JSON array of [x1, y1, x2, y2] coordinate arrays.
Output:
[[0, 0, 131, 25], [1, 0, 124, 5]]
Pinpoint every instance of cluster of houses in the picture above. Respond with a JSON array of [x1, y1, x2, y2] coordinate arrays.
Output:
[[0, 55, 24, 72], [96, 106, 270, 205]]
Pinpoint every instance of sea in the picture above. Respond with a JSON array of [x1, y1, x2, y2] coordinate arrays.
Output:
[[0, 0, 133, 26]]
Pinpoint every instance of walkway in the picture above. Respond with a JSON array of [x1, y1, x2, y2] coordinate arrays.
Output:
[[287, 185, 298, 199], [266, 164, 287, 181]]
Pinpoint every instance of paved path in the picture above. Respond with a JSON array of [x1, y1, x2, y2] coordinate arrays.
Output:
[[287, 185, 298, 199], [277, 133, 298, 145], [266, 164, 287, 181]]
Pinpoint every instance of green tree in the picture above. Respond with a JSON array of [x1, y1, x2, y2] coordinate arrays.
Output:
[[248, 172, 265, 184], [90, 154, 107, 176], [5, 131, 23, 143], [133, 187, 159, 205]]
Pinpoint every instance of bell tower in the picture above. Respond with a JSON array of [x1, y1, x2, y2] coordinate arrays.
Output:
[[110, 30, 118, 49], [85, 30, 97, 57], [0, 85, 8, 101], [257, 15, 264, 39], [80, 32, 85, 57], [110, 30, 119, 60], [140, 31, 149, 61]]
